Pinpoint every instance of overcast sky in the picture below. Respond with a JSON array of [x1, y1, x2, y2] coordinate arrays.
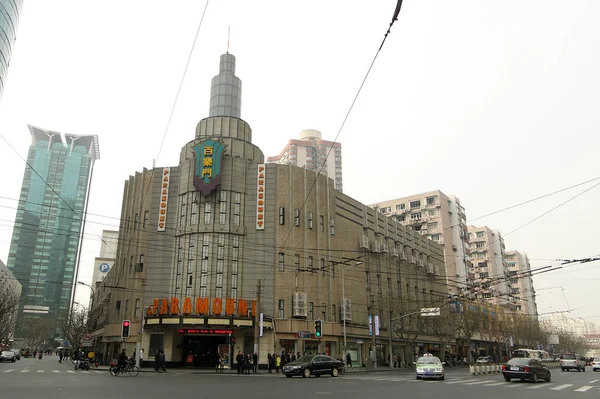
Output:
[[0, 0, 598, 325]]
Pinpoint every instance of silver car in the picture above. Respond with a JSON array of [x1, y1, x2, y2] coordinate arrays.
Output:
[[0, 350, 16, 362]]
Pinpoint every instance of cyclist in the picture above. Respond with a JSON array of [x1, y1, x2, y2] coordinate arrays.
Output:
[[117, 349, 128, 372]]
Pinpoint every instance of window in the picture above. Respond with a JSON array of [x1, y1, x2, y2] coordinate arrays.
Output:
[[508, 262, 516, 268], [134, 213, 139, 230], [219, 191, 227, 225], [233, 192, 241, 226], [279, 207, 285, 225], [319, 215, 324, 232], [278, 300, 284, 318], [427, 222, 438, 230], [231, 235, 239, 299], [187, 273, 193, 288], [429, 233, 441, 242], [332, 304, 336, 322], [409, 200, 421, 208], [428, 209, 437, 216], [365, 271, 370, 289], [125, 300, 130, 316], [180, 200, 186, 227], [478, 262, 488, 268], [216, 234, 225, 298], [377, 274, 381, 293], [294, 209, 300, 227], [278, 253, 285, 271], [116, 300, 121, 314], [395, 203, 405, 210], [200, 235, 210, 297], [294, 254, 300, 271], [321, 258, 325, 276], [143, 211, 149, 227], [476, 242, 484, 248], [426, 196, 436, 206], [476, 231, 484, 238], [136, 254, 145, 272], [190, 192, 198, 225], [329, 218, 335, 235], [308, 211, 313, 229], [479, 272, 489, 278], [396, 214, 405, 222], [134, 299, 140, 318], [410, 212, 422, 221], [308, 256, 313, 272], [129, 256, 133, 274], [309, 302, 314, 319], [204, 200, 212, 224]]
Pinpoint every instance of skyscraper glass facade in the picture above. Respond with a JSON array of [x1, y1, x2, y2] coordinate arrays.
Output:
[[0, 0, 24, 101], [8, 125, 99, 339]]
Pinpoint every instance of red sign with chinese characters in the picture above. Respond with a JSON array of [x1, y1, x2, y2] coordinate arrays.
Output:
[[177, 329, 233, 335]]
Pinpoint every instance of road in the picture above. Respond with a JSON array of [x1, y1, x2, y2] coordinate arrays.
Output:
[[1, 356, 600, 399]]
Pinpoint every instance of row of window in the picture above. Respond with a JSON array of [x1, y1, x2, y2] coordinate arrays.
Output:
[[115, 298, 142, 319], [279, 207, 335, 234]]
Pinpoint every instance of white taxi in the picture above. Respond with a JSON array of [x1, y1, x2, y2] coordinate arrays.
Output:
[[415, 353, 445, 380]]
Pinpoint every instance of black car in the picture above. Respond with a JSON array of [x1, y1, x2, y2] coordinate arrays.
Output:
[[282, 355, 344, 378], [502, 357, 551, 383]]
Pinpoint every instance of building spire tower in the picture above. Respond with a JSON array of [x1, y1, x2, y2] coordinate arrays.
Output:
[[209, 46, 242, 118]]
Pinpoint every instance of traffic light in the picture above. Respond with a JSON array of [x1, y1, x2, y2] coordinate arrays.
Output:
[[121, 320, 130, 338], [314, 319, 322, 338]]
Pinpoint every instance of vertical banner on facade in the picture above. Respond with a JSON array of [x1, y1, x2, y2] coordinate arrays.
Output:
[[157, 167, 171, 231], [374, 315, 380, 336], [259, 312, 264, 337], [368, 315, 373, 336], [256, 164, 266, 230]]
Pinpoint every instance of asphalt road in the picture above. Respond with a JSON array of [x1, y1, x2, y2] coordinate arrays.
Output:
[[2, 357, 600, 399]]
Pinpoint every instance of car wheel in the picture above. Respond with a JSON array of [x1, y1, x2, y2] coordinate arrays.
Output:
[[286, 374, 293, 378], [561, 368, 565, 371], [504, 377, 511, 382], [331, 367, 339, 377], [582, 367, 586, 372], [531, 372, 538, 383], [416, 375, 420, 380], [545, 371, 551, 382], [440, 375, 445, 381], [315, 374, 321, 378], [303, 368, 311, 378]]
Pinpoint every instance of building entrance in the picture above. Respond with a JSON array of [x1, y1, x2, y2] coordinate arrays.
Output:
[[182, 335, 229, 368]]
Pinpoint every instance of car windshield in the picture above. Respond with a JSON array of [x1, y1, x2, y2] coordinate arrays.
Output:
[[297, 356, 316, 363], [417, 357, 441, 364], [561, 354, 576, 360], [507, 358, 530, 365]]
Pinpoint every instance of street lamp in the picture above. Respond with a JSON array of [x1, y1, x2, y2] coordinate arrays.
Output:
[[77, 281, 95, 327], [341, 261, 363, 367]]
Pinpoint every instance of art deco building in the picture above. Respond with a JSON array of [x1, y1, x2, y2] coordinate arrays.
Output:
[[90, 52, 446, 368], [6, 126, 99, 339]]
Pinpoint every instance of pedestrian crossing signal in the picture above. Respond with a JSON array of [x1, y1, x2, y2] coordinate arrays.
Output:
[[314, 319, 322, 338]]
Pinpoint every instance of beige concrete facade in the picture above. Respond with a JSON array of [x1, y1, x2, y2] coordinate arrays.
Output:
[[370, 191, 470, 295], [505, 250, 537, 316]]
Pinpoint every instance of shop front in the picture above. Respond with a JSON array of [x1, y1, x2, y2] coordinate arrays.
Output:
[[179, 328, 233, 368]]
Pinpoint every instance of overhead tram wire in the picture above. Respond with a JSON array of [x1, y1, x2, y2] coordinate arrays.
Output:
[[276, 0, 407, 258]]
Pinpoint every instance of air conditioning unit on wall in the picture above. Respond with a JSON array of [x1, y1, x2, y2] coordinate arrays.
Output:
[[293, 292, 307, 317]]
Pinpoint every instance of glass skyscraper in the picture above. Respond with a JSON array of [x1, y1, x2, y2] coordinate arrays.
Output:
[[0, 0, 24, 102], [7, 125, 99, 339]]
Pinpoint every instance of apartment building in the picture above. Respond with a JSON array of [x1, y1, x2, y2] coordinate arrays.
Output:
[[504, 250, 538, 315], [267, 129, 343, 192], [466, 226, 511, 307], [370, 191, 469, 295]]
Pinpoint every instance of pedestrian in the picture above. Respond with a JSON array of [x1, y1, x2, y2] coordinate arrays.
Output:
[[275, 354, 281, 373], [267, 353, 272, 373], [346, 352, 352, 368], [157, 350, 167, 372], [58, 351, 63, 364], [236, 351, 243, 375], [154, 349, 161, 372], [139, 348, 144, 367], [252, 352, 258, 373]]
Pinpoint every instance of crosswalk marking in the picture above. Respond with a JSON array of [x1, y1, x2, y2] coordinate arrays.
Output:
[[445, 378, 478, 384], [574, 386, 593, 392], [504, 383, 521, 388], [464, 380, 497, 385], [37, 370, 44, 373], [52, 370, 60, 373], [67, 370, 75, 373], [20, 369, 29, 373], [589, 379, 598, 383], [3, 369, 14, 373], [81, 371, 90, 374], [551, 384, 573, 391], [527, 383, 551, 389], [483, 382, 507, 386]]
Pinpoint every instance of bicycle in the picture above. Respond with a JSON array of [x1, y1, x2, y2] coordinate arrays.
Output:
[[110, 359, 139, 377]]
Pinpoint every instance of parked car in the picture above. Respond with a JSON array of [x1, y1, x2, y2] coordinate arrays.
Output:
[[502, 357, 551, 383], [415, 354, 445, 380], [282, 355, 343, 378], [476, 356, 494, 363], [591, 358, 600, 372], [0, 351, 16, 362], [560, 353, 586, 372]]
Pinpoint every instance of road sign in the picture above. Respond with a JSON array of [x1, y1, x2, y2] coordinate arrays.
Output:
[[82, 340, 92, 347], [297, 330, 311, 339], [420, 307, 440, 316]]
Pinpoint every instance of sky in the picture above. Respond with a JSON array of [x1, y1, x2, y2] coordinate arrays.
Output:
[[0, 0, 599, 325]]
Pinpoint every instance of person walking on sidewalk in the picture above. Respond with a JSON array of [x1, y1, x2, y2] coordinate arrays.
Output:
[[346, 352, 352, 368], [252, 352, 258, 373]]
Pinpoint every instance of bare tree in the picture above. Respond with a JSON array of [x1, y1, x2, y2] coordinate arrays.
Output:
[[454, 301, 483, 363], [425, 300, 460, 362], [0, 287, 20, 343], [23, 318, 54, 350], [60, 307, 89, 349]]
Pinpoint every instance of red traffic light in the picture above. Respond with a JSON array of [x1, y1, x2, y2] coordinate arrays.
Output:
[[123, 321, 129, 327]]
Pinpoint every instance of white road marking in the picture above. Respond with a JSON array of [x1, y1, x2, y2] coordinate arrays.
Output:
[[445, 378, 479, 384], [3, 369, 15, 373], [37, 370, 44, 373], [81, 371, 90, 374], [483, 382, 508, 386], [504, 383, 521, 388], [52, 370, 60, 373], [574, 386, 593, 392], [464, 380, 498, 385], [589, 379, 599, 383], [551, 384, 573, 391], [67, 370, 75, 373], [20, 369, 29, 373], [92, 371, 103, 374], [528, 383, 551, 389]]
